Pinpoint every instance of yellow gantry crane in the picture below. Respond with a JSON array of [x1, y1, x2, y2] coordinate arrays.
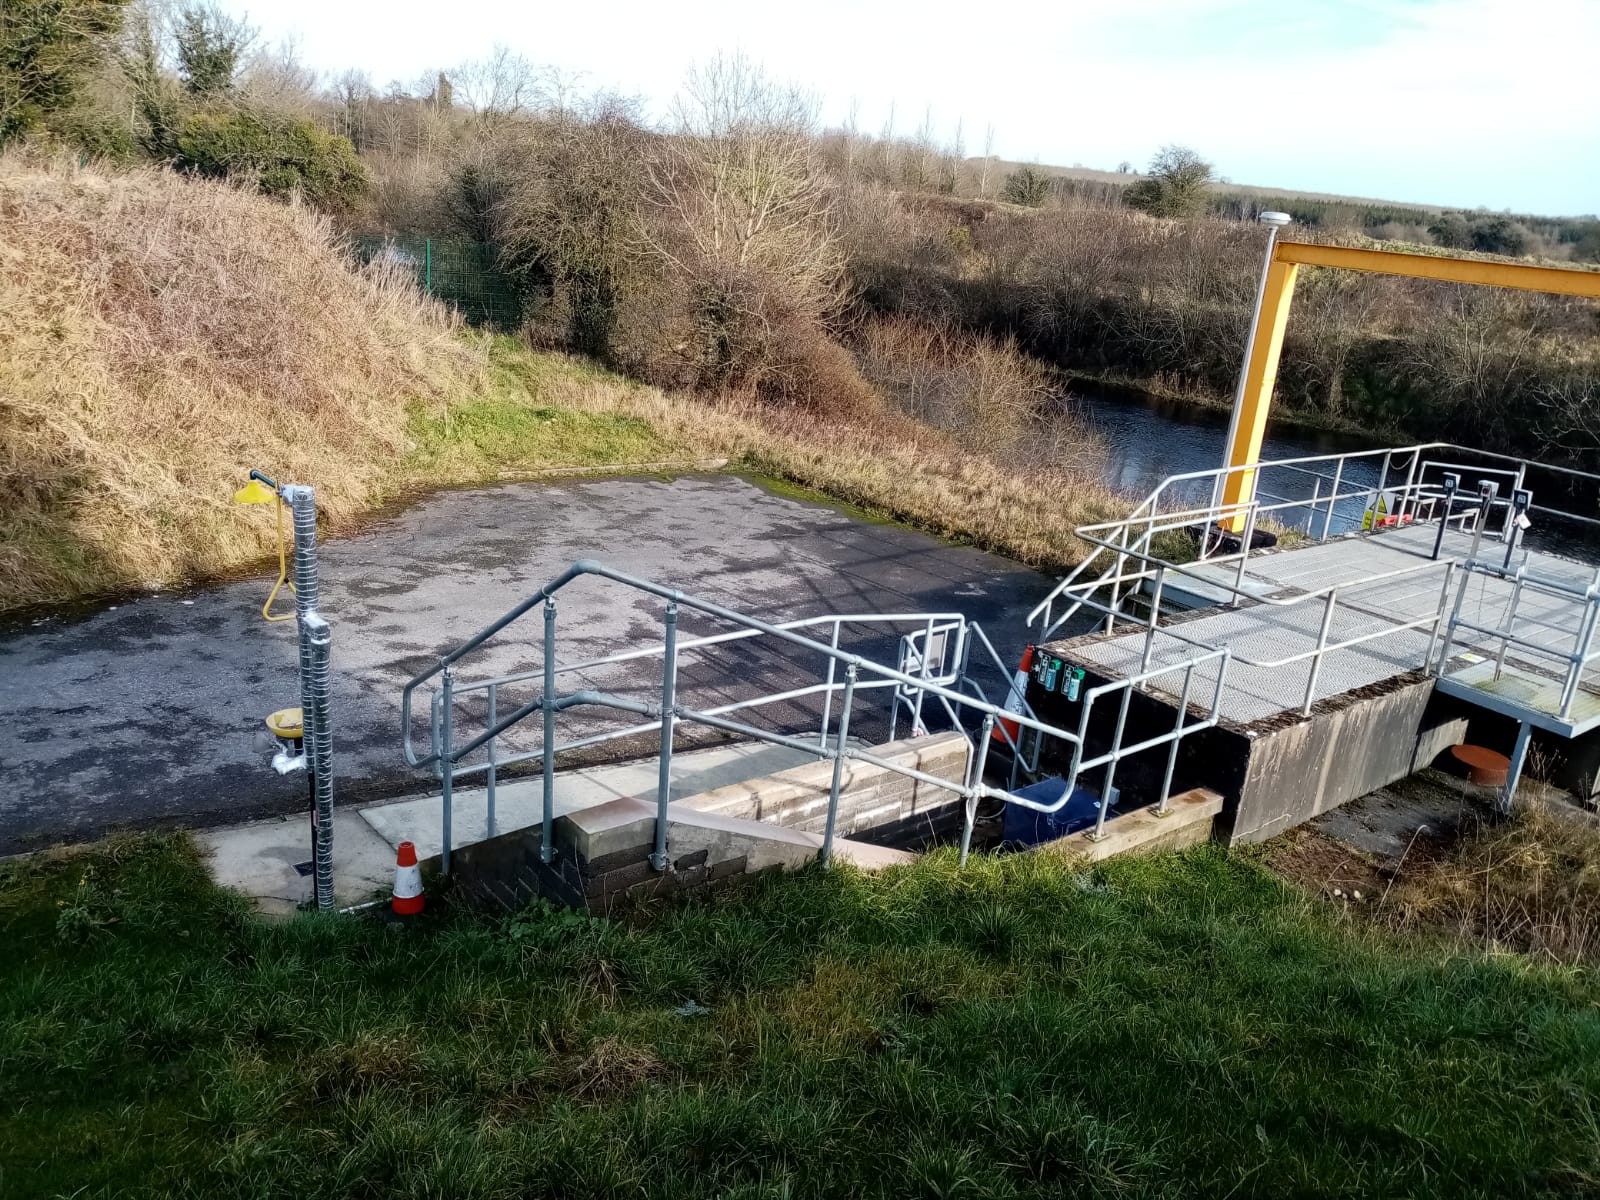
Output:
[[1220, 228, 1600, 530]]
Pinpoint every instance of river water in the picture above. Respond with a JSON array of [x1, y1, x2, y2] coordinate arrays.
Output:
[[1078, 387, 1388, 536], [1078, 386, 1598, 558]]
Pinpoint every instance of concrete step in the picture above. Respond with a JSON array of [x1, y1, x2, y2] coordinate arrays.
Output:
[[676, 732, 969, 839], [359, 741, 824, 862], [562, 794, 916, 873]]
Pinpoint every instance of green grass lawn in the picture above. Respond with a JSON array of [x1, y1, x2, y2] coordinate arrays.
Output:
[[402, 342, 672, 482], [3, 835, 1598, 1199]]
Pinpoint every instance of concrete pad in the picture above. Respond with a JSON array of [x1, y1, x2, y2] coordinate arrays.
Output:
[[1, 473, 1050, 855], [359, 742, 824, 861], [196, 810, 396, 916]]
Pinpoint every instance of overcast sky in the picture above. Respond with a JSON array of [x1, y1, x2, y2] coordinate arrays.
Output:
[[221, 0, 1597, 216]]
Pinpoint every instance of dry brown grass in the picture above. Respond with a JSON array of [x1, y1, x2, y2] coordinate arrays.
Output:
[[1383, 797, 1600, 965], [505, 346, 1125, 574], [1, 155, 1122, 613], [0, 154, 486, 610], [853, 315, 1103, 471]]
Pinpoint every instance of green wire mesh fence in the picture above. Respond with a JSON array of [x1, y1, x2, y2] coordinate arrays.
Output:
[[350, 235, 524, 330]]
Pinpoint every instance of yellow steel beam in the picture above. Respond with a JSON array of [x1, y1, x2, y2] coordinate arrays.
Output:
[[1272, 240, 1600, 299], [1220, 258, 1299, 526], [1219, 241, 1600, 530]]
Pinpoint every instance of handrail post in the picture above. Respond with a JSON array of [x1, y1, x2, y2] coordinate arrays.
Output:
[[486, 681, 498, 840], [440, 664, 455, 876], [1230, 504, 1258, 607], [1321, 457, 1344, 540], [1302, 590, 1338, 715], [540, 599, 556, 864], [1106, 542, 1127, 634], [1089, 686, 1135, 841], [820, 663, 858, 868], [651, 601, 679, 872], [1426, 561, 1457, 673], [817, 620, 840, 751], [1559, 594, 1600, 719], [959, 713, 995, 867], [1398, 449, 1420, 523], [1157, 664, 1195, 816], [913, 616, 934, 736], [1435, 565, 1473, 674], [1140, 566, 1166, 676], [1493, 571, 1526, 681]]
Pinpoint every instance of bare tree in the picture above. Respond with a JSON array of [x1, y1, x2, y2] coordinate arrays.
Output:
[[902, 104, 935, 189], [644, 53, 844, 388], [841, 96, 860, 176], [329, 69, 371, 146], [241, 35, 318, 116], [977, 123, 995, 198], [937, 117, 964, 194], [453, 45, 542, 131]]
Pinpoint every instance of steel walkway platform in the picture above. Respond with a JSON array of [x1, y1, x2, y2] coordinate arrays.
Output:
[[1053, 522, 1600, 735], [1026, 443, 1600, 808]]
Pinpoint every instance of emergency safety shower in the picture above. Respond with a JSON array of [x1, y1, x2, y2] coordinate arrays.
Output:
[[234, 470, 335, 908]]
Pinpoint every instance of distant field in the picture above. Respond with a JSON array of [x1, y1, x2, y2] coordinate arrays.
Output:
[[982, 156, 1442, 212]]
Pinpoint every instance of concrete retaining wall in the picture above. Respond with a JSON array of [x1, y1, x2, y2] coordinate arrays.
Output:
[[1223, 675, 1470, 843], [1028, 656, 1472, 846]]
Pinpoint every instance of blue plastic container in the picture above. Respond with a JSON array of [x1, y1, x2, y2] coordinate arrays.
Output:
[[1001, 776, 1107, 846]]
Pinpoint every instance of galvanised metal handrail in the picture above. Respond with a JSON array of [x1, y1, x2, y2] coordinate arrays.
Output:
[[400, 561, 1228, 875], [1434, 556, 1600, 721], [1025, 441, 1600, 729], [1030, 440, 1600, 643], [423, 611, 975, 842]]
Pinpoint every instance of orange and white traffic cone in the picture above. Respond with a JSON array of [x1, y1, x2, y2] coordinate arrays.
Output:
[[993, 644, 1034, 746], [391, 841, 424, 916]]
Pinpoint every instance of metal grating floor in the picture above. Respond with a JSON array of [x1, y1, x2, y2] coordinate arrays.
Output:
[[1054, 522, 1600, 731]]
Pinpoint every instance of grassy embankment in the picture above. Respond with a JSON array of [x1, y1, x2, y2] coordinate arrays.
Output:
[[0, 158, 1119, 614], [3, 831, 1598, 1199]]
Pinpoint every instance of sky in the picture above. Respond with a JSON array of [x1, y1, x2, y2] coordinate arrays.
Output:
[[219, 0, 1598, 216]]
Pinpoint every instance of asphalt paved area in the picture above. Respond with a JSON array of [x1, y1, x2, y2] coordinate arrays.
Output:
[[0, 474, 1055, 853]]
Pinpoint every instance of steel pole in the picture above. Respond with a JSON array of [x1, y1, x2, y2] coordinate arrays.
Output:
[[439, 664, 454, 877], [959, 715, 995, 867], [1214, 220, 1284, 518], [820, 664, 858, 869], [541, 599, 556, 864], [651, 602, 679, 871], [283, 485, 334, 909]]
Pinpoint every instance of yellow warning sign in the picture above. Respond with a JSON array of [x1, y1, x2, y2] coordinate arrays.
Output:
[[1362, 492, 1388, 530]]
